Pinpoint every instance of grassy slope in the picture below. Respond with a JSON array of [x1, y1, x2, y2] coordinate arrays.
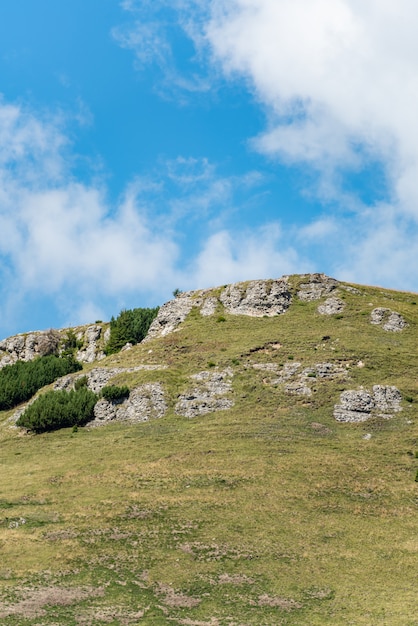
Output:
[[0, 277, 417, 625]]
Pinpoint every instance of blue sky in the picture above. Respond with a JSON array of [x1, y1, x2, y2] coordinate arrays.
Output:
[[0, 0, 417, 338]]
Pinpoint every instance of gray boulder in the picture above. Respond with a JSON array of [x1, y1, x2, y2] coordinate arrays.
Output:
[[334, 385, 402, 422], [370, 308, 407, 332]]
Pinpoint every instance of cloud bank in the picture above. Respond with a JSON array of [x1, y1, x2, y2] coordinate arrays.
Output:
[[204, 0, 418, 282], [0, 100, 304, 336]]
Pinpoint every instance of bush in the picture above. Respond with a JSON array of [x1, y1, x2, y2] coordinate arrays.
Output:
[[74, 375, 88, 391], [16, 387, 98, 433], [105, 307, 159, 355], [0, 355, 82, 411], [101, 385, 130, 402]]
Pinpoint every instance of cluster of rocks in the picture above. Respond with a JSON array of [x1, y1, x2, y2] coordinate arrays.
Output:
[[0, 324, 110, 369], [75, 325, 109, 363], [90, 383, 167, 426], [54, 365, 166, 394], [317, 296, 345, 315], [253, 361, 348, 396], [297, 275, 339, 301], [370, 308, 408, 332], [333, 385, 402, 422], [146, 274, 340, 341], [175, 368, 234, 418]]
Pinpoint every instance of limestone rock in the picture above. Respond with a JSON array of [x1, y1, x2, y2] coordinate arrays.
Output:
[[317, 296, 345, 315], [285, 382, 312, 396], [89, 383, 167, 426], [76, 325, 105, 363], [54, 365, 168, 393], [220, 278, 292, 317], [0, 324, 109, 369], [145, 277, 293, 340], [200, 297, 218, 317], [175, 368, 234, 418], [334, 385, 402, 422], [370, 308, 407, 332], [297, 274, 339, 301], [145, 295, 194, 340]]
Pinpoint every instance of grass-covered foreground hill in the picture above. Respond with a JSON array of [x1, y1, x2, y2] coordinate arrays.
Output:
[[0, 274, 417, 625]]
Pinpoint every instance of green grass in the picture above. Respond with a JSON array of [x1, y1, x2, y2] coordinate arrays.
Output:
[[0, 278, 417, 624]]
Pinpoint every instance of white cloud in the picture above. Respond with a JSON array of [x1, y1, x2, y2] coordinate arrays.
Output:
[[0, 100, 181, 334], [201, 0, 418, 287], [188, 225, 309, 289]]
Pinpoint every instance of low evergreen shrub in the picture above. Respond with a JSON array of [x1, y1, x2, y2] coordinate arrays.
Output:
[[0, 355, 82, 411], [74, 375, 88, 391], [101, 385, 130, 402], [16, 387, 97, 433], [105, 307, 159, 355]]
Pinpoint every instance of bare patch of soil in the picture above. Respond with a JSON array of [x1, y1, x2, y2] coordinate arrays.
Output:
[[157, 583, 201, 609], [76, 606, 146, 625], [0, 586, 104, 619], [217, 574, 254, 585], [256, 594, 303, 611]]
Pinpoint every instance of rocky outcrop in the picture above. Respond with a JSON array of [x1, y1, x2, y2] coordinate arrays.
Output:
[[76, 325, 106, 363], [54, 365, 167, 393], [253, 361, 348, 396], [219, 278, 292, 317], [145, 278, 293, 341], [333, 385, 402, 422], [370, 308, 407, 332], [318, 296, 345, 315], [0, 324, 110, 369], [89, 383, 166, 426], [297, 274, 339, 301], [175, 368, 234, 418]]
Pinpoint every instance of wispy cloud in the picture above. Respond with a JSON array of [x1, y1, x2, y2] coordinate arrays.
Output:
[[0, 98, 302, 336]]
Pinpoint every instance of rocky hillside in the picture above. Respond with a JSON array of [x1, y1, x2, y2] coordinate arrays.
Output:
[[0, 273, 417, 625]]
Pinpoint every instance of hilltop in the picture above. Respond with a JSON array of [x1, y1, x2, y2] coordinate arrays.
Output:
[[0, 273, 417, 625]]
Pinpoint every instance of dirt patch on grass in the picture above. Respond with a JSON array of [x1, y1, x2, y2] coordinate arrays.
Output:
[[177, 617, 220, 626], [157, 583, 201, 609], [0, 586, 104, 619], [179, 542, 251, 561], [76, 606, 146, 625], [256, 594, 303, 611], [217, 573, 255, 585]]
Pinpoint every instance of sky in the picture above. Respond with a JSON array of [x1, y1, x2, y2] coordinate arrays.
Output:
[[0, 0, 418, 338]]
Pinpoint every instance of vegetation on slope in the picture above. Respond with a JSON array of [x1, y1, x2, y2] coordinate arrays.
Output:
[[105, 306, 159, 355], [16, 387, 97, 433], [0, 276, 417, 624], [0, 355, 81, 411]]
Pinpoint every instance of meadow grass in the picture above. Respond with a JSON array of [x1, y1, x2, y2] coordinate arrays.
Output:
[[0, 279, 417, 624]]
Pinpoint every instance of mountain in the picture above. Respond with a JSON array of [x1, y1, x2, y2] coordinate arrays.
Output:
[[0, 273, 417, 625]]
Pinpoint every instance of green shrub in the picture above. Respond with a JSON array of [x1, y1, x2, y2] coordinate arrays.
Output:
[[101, 385, 130, 402], [16, 388, 97, 433], [0, 355, 82, 411], [74, 375, 88, 391], [105, 307, 159, 355]]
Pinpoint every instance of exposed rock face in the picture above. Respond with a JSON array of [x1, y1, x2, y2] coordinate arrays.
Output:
[[54, 365, 167, 394], [146, 278, 293, 341], [90, 383, 166, 426], [317, 296, 345, 315], [145, 295, 195, 340], [370, 308, 407, 332], [253, 361, 348, 396], [297, 274, 339, 301], [76, 325, 106, 363], [333, 385, 402, 422], [219, 278, 292, 317], [0, 324, 109, 369], [175, 368, 234, 418]]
